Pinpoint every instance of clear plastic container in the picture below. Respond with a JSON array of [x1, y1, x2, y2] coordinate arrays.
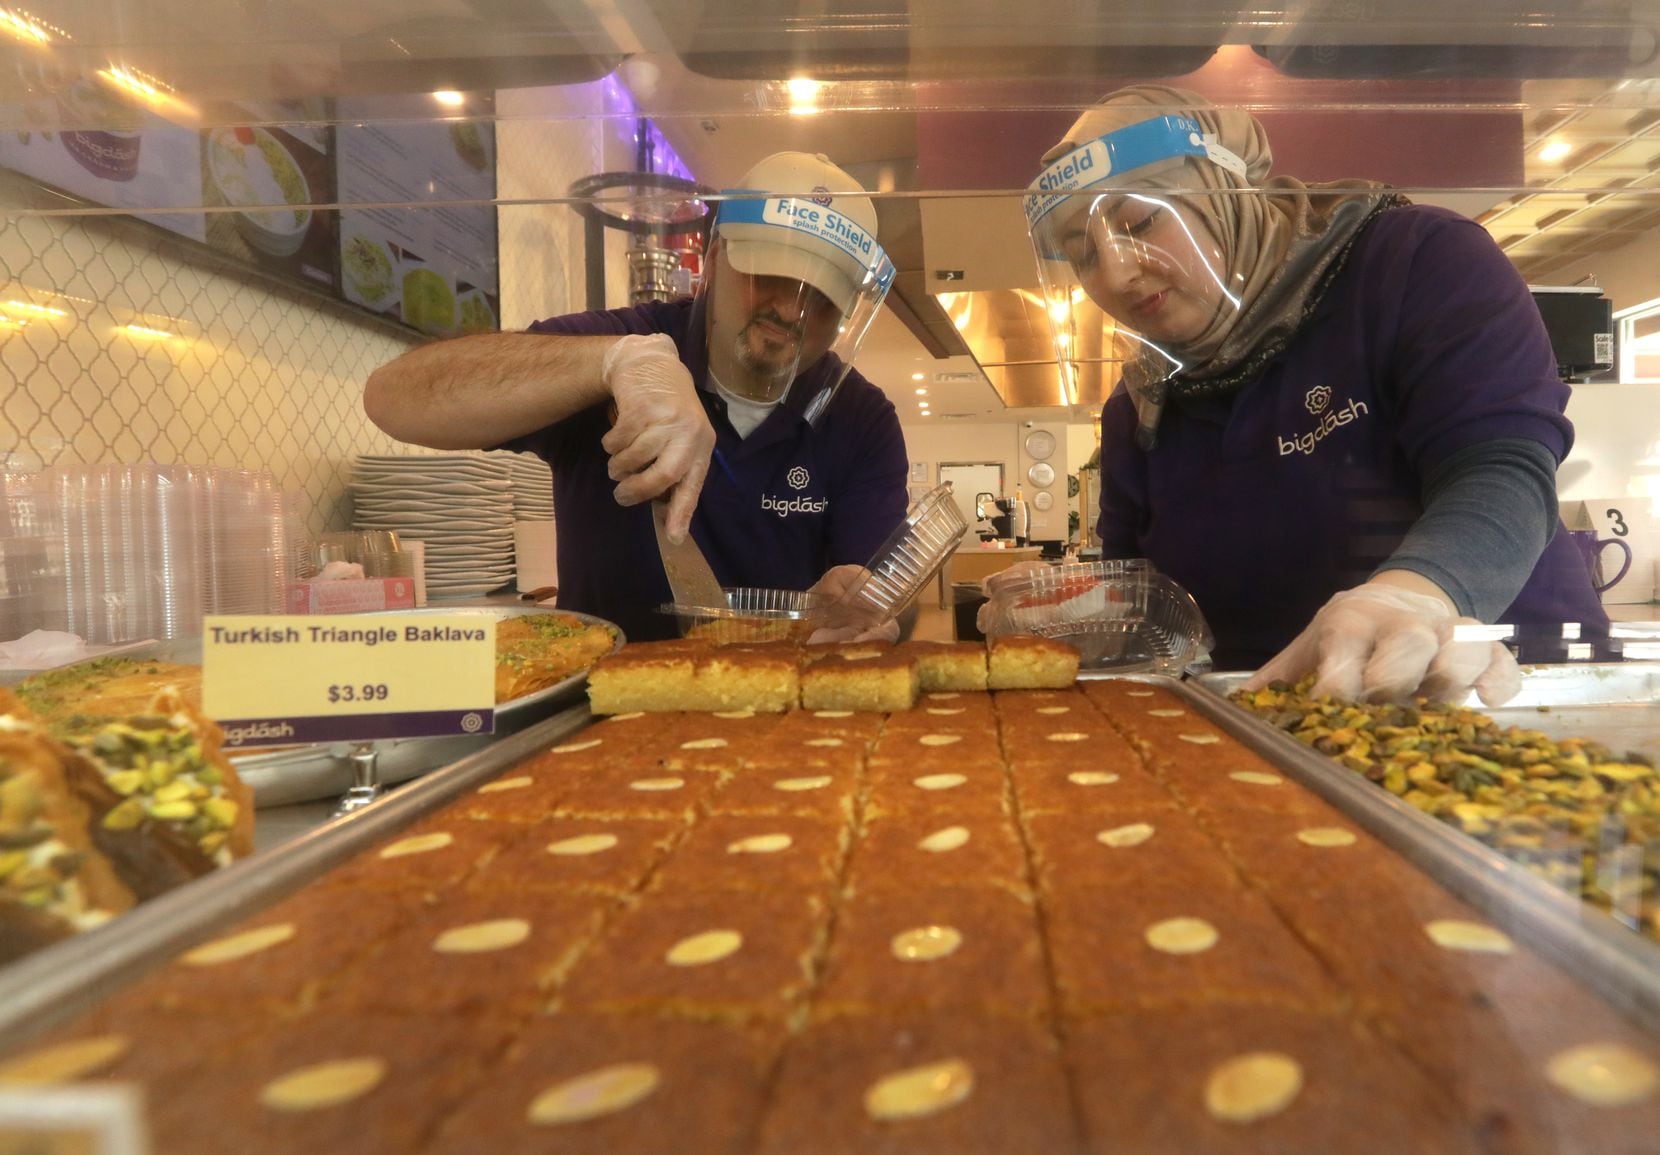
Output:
[[666, 586, 830, 644], [832, 483, 968, 628], [982, 560, 1213, 674]]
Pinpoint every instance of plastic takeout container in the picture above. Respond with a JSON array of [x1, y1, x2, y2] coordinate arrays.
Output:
[[665, 586, 830, 644], [833, 483, 967, 628], [982, 559, 1212, 674]]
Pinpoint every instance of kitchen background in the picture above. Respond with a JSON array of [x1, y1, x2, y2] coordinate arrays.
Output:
[[3, 4, 1659, 603]]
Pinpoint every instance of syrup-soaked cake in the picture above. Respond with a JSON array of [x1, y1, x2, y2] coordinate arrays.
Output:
[[799, 649, 919, 713], [986, 635, 1081, 689], [894, 640, 990, 692], [18, 672, 1660, 1155]]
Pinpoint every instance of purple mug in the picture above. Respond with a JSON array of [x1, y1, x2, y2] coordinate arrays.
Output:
[[1566, 528, 1633, 594]]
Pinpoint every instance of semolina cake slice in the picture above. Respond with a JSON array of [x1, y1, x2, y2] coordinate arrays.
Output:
[[1043, 879, 1342, 1015], [315, 892, 608, 1017], [755, 1013, 1079, 1155], [553, 765, 716, 823], [1023, 808, 1240, 895], [115, 885, 439, 1016], [690, 644, 801, 713], [145, 1012, 514, 1155], [813, 886, 1051, 1021], [453, 766, 573, 822], [0, 1003, 263, 1091], [466, 816, 684, 899], [893, 640, 989, 691], [1010, 759, 1181, 818], [558, 890, 831, 1023], [309, 818, 517, 895], [708, 760, 861, 824], [647, 813, 847, 896], [767, 707, 887, 746], [800, 650, 919, 712], [862, 762, 1008, 823], [424, 1014, 785, 1155], [587, 641, 701, 714], [842, 812, 1030, 899], [1065, 1005, 1480, 1155], [986, 635, 1080, 689]]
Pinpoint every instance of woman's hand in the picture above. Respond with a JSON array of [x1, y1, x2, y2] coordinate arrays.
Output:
[[1243, 582, 1521, 706], [599, 334, 715, 541]]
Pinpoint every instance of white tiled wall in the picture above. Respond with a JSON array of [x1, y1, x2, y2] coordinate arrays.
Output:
[[1, 208, 418, 537]]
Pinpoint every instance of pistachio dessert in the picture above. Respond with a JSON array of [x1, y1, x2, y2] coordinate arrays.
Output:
[[1234, 678, 1660, 938], [60, 691, 254, 901], [0, 691, 135, 962]]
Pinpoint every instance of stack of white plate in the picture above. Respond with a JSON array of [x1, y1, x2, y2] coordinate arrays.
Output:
[[350, 454, 514, 598], [492, 451, 554, 521]]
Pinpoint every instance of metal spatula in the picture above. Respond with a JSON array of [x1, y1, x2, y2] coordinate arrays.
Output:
[[651, 499, 727, 609]]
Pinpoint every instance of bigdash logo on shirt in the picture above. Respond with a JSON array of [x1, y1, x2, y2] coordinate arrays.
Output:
[[1278, 385, 1370, 457], [761, 492, 829, 518]]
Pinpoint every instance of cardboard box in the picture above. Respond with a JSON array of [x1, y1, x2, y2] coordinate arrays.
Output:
[[285, 578, 416, 615]]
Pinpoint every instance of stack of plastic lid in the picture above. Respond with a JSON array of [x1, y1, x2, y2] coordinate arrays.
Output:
[[668, 587, 829, 644], [820, 483, 967, 631], [980, 559, 1212, 674]]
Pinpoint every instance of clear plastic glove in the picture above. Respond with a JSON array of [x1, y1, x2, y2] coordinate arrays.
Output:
[[599, 334, 715, 541], [1242, 584, 1522, 707], [806, 564, 900, 644]]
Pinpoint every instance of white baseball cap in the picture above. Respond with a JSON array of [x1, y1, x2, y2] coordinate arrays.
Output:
[[717, 151, 881, 314]]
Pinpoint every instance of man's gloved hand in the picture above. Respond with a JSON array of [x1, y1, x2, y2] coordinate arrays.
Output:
[[599, 334, 715, 541], [806, 565, 900, 644], [1243, 583, 1522, 706]]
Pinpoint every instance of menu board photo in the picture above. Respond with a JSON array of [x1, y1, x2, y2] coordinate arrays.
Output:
[[336, 93, 501, 338], [0, 82, 501, 340]]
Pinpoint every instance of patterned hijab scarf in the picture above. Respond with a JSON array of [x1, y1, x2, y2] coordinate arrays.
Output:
[[1041, 85, 1405, 448]]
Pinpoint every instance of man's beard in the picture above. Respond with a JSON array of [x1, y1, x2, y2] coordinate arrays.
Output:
[[730, 310, 805, 396]]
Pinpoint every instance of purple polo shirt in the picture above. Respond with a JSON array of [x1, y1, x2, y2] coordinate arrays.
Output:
[[1096, 204, 1606, 670], [501, 298, 909, 642]]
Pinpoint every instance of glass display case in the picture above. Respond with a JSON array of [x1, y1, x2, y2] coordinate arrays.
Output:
[[2, 3, 1659, 1150]]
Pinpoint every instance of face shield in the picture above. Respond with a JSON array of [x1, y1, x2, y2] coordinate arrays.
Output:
[[702, 191, 895, 421], [1025, 115, 1248, 399]]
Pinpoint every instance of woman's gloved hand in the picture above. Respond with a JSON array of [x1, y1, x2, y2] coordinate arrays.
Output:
[[1243, 583, 1522, 707], [599, 334, 715, 541], [974, 561, 1050, 635], [806, 565, 900, 644]]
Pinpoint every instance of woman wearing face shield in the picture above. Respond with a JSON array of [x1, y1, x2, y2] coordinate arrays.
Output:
[[1026, 86, 1605, 706], [364, 151, 908, 644]]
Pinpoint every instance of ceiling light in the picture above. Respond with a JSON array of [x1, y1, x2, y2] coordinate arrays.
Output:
[[432, 90, 465, 108], [786, 76, 821, 117], [1, 299, 67, 319], [915, 388, 927, 395], [919, 410, 933, 417], [1537, 138, 1573, 164], [0, 7, 60, 44], [910, 371, 925, 380], [118, 323, 173, 340], [918, 401, 930, 409]]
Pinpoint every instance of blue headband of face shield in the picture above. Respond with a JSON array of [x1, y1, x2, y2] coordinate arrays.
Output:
[[713, 192, 896, 294], [1024, 114, 1249, 241]]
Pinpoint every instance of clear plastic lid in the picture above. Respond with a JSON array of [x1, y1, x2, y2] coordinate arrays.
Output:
[[829, 483, 968, 629], [981, 559, 1213, 674]]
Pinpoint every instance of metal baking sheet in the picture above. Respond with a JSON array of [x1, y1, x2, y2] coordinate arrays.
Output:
[[1176, 666, 1660, 1034], [0, 703, 596, 1049], [4, 605, 622, 807]]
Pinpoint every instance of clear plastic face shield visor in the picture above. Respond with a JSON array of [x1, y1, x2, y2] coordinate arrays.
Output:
[[703, 192, 896, 422], [1025, 115, 1248, 398]]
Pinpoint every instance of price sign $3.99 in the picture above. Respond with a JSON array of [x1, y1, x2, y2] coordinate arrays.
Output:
[[328, 683, 390, 704]]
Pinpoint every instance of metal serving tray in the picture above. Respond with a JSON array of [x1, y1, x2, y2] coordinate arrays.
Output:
[[0, 703, 596, 1049], [3, 605, 622, 807], [1180, 665, 1660, 1034]]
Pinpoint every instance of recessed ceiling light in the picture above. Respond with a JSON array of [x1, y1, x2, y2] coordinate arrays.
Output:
[[910, 372, 926, 380], [1537, 138, 1572, 164], [920, 410, 933, 417], [915, 388, 927, 395]]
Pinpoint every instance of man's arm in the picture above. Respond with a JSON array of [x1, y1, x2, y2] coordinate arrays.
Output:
[[362, 331, 617, 450]]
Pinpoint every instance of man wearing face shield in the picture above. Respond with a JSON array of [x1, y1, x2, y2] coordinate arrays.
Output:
[[364, 151, 908, 644], [1026, 86, 1605, 706]]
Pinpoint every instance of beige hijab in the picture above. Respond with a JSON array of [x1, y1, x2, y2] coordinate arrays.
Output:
[[1042, 85, 1403, 448]]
